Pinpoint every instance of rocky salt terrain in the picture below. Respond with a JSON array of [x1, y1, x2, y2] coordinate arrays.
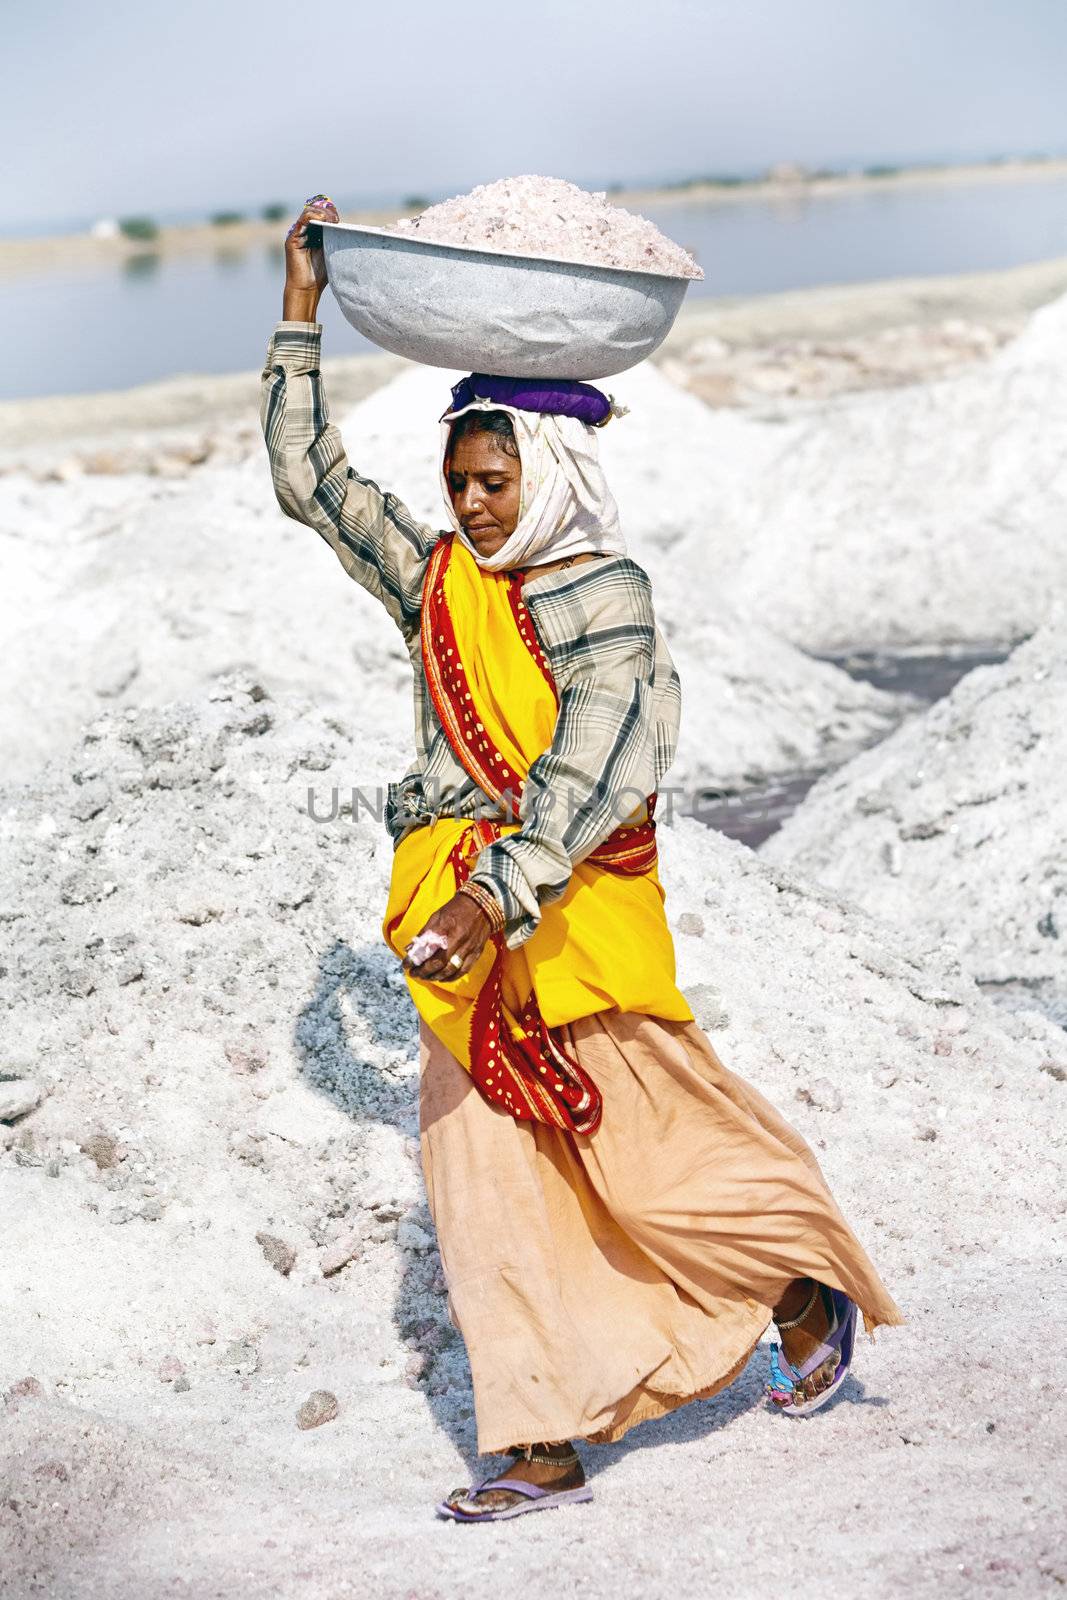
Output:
[[2, 678, 1065, 1597], [764, 623, 1067, 1022]]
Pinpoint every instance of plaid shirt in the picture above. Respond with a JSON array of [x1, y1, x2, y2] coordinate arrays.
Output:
[[261, 321, 682, 948]]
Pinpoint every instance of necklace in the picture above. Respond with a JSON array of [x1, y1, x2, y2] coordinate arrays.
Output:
[[518, 553, 581, 585]]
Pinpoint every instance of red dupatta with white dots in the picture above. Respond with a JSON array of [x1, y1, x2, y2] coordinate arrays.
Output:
[[409, 533, 659, 1135]]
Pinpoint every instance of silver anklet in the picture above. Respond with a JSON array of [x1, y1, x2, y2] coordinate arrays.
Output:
[[507, 1443, 580, 1467], [776, 1283, 819, 1331]]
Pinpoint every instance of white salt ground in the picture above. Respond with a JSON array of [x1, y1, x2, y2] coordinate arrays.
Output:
[[391, 175, 703, 280], [2, 678, 1064, 1597], [763, 621, 1067, 1021]]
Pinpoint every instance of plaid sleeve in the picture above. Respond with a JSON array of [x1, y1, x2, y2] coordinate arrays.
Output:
[[465, 560, 660, 949], [260, 321, 437, 635]]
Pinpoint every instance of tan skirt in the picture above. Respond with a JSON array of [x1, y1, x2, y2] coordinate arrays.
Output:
[[419, 1008, 905, 1455]]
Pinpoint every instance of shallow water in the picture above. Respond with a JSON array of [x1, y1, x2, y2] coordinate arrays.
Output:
[[7, 173, 1067, 399], [693, 643, 1014, 847], [821, 642, 1013, 701]]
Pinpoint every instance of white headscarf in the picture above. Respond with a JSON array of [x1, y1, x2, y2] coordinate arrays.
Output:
[[438, 395, 627, 573]]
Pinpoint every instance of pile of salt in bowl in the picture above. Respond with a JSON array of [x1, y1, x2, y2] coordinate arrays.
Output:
[[391, 175, 703, 280]]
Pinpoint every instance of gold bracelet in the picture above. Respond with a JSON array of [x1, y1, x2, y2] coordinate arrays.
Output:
[[459, 881, 505, 933], [457, 881, 506, 935]]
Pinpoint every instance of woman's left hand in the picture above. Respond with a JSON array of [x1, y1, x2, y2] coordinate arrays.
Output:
[[403, 893, 491, 982]]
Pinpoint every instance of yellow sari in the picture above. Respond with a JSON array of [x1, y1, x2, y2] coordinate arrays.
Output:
[[381, 537, 693, 1130]]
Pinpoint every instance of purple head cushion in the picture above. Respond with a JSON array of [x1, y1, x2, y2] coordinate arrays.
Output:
[[448, 373, 613, 427]]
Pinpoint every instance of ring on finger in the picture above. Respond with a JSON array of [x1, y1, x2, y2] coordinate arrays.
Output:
[[448, 953, 463, 971]]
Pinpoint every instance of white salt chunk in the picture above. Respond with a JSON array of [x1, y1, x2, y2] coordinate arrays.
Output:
[[405, 929, 449, 966]]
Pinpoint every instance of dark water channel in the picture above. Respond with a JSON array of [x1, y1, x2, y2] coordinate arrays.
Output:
[[693, 642, 1014, 847]]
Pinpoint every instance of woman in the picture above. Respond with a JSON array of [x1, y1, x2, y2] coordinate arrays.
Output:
[[262, 196, 905, 1523]]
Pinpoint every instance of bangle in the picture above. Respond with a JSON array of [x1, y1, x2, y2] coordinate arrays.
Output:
[[457, 880, 506, 935]]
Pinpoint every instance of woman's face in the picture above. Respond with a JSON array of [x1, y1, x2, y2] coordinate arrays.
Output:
[[446, 431, 522, 558]]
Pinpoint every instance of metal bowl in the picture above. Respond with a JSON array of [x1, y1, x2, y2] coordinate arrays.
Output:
[[321, 222, 693, 380]]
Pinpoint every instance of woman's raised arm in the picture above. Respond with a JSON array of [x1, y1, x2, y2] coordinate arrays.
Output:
[[259, 198, 438, 638]]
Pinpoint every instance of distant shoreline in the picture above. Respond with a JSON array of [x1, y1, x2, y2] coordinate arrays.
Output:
[[3, 156, 1067, 278], [621, 154, 1067, 208]]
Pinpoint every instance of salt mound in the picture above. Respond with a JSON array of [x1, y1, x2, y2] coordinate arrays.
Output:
[[392, 175, 703, 280], [2, 677, 1064, 1593], [764, 623, 1067, 1020], [694, 290, 1067, 650], [0, 443, 413, 787]]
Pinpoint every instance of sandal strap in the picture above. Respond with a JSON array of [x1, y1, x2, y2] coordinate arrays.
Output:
[[477, 1479, 553, 1499]]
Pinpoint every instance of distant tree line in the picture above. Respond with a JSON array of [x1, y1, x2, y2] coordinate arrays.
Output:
[[114, 203, 306, 240]]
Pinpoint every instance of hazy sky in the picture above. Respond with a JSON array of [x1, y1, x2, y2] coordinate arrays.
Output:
[[4, 0, 1063, 231]]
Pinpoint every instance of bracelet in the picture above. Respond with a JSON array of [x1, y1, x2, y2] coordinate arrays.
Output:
[[456, 880, 506, 936]]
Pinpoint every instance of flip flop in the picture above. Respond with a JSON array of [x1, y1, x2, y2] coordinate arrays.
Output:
[[436, 1477, 594, 1522], [765, 1284, 858, 1415]]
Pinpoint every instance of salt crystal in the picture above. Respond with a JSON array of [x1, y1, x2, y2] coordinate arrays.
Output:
[[390, 175, 702, 281], [405, 929, 449, 966]]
